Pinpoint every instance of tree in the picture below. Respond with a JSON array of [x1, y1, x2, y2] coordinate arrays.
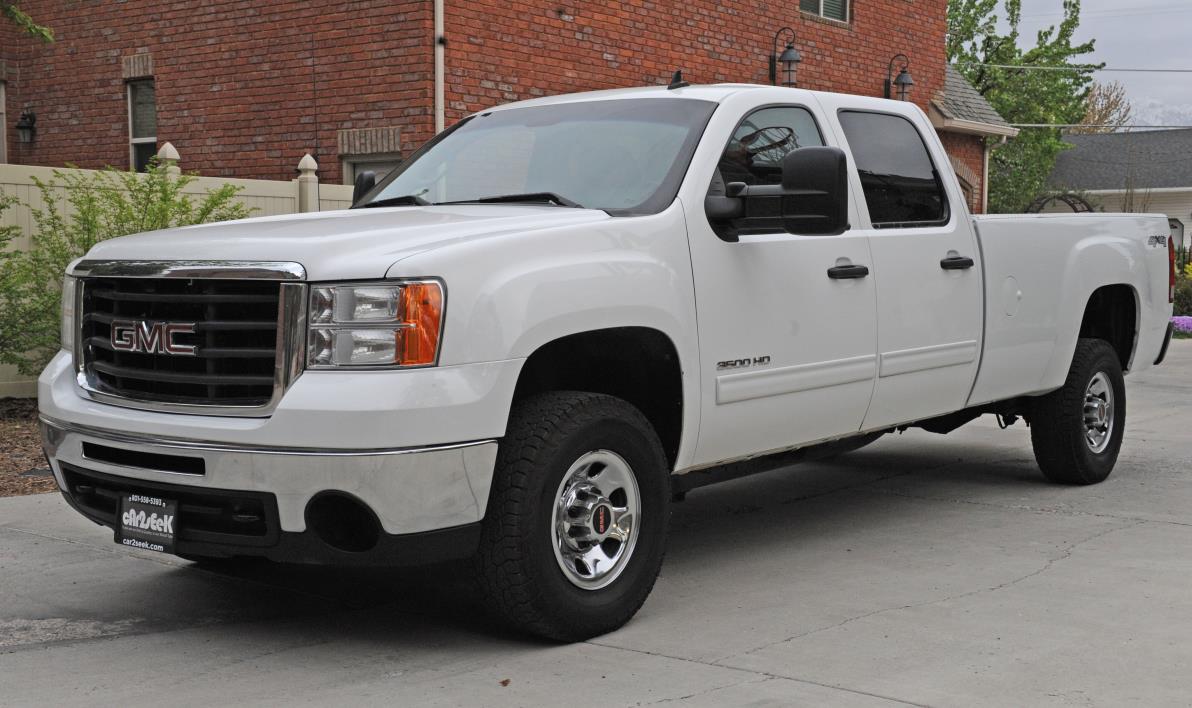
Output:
[[1073, 81, 1133, 134], [948, 0, 1099, 213], [2, 3, 52, 42]]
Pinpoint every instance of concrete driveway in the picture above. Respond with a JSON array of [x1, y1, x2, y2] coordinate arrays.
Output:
[[2, 342, 1190, 707]]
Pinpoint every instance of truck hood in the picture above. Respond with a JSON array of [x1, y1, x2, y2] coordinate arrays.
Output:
[[83, 205, 611, 280]]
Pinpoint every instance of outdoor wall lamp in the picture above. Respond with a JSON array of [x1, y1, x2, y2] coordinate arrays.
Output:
[[769, 27, 802, 88], [15, 108, 36, 143], [884, 54, 914, 101]]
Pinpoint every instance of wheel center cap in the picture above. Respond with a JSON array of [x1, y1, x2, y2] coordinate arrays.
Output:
[[591, 504, 613, 536]]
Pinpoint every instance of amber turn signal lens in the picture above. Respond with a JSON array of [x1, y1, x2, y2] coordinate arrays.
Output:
[[398, 282, 443, 366]]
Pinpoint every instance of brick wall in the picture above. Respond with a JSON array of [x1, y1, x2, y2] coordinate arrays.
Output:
[[3, 1, 950, 185], [3, 1, 434, 183], [938, 131, 986, 214], [442, 1, 948, 123]]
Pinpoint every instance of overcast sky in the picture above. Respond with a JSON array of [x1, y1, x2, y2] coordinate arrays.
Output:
[[1002, 0, 1192, 127]]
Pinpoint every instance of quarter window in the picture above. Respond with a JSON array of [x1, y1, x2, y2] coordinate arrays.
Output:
[[838, 111, 949, 228], [800, 0, 849, 22], [127, 79, 157, 172]]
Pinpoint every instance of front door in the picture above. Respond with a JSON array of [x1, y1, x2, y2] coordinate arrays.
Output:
[[687, 104, 879, 466], [830, 108, 984, 429]]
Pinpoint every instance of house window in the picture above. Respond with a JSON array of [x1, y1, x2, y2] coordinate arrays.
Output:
[[342, 155, 403, 185], [127, 79, 157, 172], [337, 126, 405, 185], [800, 0, 849, 22], [0, 82, 7, 163]]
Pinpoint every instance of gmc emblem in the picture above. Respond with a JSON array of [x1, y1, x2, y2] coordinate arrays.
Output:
[[110, 320, 198, 356]]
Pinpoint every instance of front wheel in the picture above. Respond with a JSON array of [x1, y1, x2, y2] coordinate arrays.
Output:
[[1030, 338, 1126, 485], [475, 392, 670, 641]]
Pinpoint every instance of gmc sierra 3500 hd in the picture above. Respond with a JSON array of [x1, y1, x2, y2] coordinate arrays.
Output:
[[41, 84, 1176, 641]]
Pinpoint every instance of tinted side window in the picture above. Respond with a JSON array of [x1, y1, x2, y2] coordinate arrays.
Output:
[[705, 106, 826, 239], [838, 111, 948, 228], [713, 106, 824, 190]]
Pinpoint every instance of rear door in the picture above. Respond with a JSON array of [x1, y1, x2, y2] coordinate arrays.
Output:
[[827, 105, 983, 429]]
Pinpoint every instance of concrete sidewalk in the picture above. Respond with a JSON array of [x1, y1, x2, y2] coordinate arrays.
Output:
[[2, 342, 1190, 707]]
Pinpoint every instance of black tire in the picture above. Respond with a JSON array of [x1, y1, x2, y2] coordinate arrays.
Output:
[[475, 391, 670, 641], [1030, 338, 1126, 485]]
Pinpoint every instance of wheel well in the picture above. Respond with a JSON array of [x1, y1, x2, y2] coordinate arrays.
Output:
[[513, 327, 683, 468], [1079, 284, 1137, 370]]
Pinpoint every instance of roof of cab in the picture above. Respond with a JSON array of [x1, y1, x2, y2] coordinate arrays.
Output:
[[483, 83, 783, 113]]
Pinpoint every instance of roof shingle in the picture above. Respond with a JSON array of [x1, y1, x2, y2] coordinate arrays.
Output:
[[1048, 129, 1192, 191], [935, 65, 1012, 128]]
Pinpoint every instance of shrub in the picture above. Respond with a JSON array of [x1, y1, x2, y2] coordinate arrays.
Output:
[[0, 161, 254, 376], [1175, 275, 1192, 317]]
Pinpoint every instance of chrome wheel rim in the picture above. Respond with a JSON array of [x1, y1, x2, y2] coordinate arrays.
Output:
[[550, 450, 640, 591], [1082, 371, 1115, 454]]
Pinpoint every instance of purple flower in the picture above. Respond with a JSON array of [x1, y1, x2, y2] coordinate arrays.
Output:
[[1173, 316, 1192, 334]]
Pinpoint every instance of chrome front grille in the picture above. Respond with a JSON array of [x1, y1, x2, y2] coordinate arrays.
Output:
[[71, 260, 306, 417]]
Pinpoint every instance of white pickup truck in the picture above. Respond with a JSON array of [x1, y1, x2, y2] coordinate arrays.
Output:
[[40, 84, 1176, 640]]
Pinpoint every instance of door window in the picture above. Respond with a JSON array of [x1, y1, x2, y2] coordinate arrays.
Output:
[[706, 106, 825, 238], [838, 111, 949, 228], [713, 106, 824, 189]]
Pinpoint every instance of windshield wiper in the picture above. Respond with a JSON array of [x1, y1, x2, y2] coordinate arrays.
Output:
[[439, 192, 584, 208], [359, 194, 432, 208]]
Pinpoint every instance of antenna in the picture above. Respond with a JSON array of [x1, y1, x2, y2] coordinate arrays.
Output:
[[667, 70, 690, 90]]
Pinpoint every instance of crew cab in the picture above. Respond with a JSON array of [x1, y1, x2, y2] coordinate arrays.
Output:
[[40, 84, 1176, 641]]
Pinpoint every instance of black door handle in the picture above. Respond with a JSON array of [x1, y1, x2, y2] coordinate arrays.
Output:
[[940, 255, 975, 270], [827, 264, 870, 279]]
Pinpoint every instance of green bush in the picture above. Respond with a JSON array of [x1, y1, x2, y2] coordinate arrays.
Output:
[[1175, 276, 1192, 317], [0, 161, 254, 376]]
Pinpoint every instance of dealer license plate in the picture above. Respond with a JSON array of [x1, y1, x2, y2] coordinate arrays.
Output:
[[116, 493, 178, 554]]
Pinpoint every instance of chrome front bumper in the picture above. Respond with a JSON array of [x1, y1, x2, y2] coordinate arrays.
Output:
[[41, 416, 498, 536]]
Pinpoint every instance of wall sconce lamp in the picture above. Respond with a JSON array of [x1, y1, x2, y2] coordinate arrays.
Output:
[[15, 108, 37, 143], [884, 54, 914, 101], [769, 27, 802, 88]]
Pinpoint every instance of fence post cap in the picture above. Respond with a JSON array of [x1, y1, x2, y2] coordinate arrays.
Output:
[[157, 142, 180, 161], [297, 153, 318, 173]]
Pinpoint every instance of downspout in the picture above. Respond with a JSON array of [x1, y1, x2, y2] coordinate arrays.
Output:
[[434, 0, 445, 134], [982, 140, 991, 214], [982, 135, 1009, 214]]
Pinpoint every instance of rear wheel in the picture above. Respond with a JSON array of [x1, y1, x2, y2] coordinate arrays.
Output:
[[475, 392, 670, 641], [1030, 338, 1126, 485]]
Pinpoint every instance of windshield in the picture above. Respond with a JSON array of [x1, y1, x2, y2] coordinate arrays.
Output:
[[363, 98, 717, 215]]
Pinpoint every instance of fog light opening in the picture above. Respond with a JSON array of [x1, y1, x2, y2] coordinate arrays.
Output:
[[304, 492, 381, 553]]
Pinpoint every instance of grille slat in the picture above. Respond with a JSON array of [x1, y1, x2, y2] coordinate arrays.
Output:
[[90, 288, 278, 304], [85, 336, 275, 359], [90, 361, 275, 386], [80, 277, 283, 407], [83, 312, 277, 331]]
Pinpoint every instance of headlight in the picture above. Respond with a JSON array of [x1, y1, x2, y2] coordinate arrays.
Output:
[[60, 275, 77, 353], [307, 280, 444, 368]]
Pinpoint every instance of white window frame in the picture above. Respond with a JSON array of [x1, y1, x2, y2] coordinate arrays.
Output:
[[341, 153, 403, 185], [0, 82, 7, 164], [126, 79, 156, 171], [801, 0, 850, 22]]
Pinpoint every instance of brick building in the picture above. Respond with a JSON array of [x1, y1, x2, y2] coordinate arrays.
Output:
[[0, 1, 1012, 211]]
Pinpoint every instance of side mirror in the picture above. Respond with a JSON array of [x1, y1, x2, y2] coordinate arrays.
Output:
[[352, 170, 376, 206], [707, 146, 850, 240], [779, 146, 849, 236]]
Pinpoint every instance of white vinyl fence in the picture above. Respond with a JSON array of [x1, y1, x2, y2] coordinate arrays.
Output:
[[0, 144, 355, 397]]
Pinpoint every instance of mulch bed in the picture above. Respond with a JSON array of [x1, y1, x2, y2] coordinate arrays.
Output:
[[0, 398, 56, 497]]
